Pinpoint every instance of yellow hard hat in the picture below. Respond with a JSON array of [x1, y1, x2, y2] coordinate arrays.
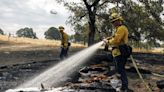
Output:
[[111, 13, 123, 22], [58, 26, 65, 29]]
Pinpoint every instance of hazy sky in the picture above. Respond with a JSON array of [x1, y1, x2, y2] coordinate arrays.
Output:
[[0, 0, 73, 38], [0, 0, 163, 39]]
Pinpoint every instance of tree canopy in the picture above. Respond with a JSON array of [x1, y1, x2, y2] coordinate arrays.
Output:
[[0, 28, 4, 35], [121, 0, 164, 43], [57, 0, 164, 47], [16, 27, 37, 39], [44, 27, 61, 40]]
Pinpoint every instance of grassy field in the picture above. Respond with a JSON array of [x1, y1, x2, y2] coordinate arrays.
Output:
[[0, 35, 85, 66], [0, 35, 163, 54], [0, 35, 85, 48]]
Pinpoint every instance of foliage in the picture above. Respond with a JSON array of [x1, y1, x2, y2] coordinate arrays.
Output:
[[0, 28, 4, 35], [120, 0, 164, 45], [44, 27, 61, 40], [56, 0, 115, 45], [16, 27, 37, 39], [70, 23, 88, 44], [56, 0, 164, 47]]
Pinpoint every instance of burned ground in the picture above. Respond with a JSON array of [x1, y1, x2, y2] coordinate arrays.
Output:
[[0, 41, 164, 92]]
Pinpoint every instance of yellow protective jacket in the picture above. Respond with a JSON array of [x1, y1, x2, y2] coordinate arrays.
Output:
[[108, 25, 129, 57], [61, 32, 69, 47]]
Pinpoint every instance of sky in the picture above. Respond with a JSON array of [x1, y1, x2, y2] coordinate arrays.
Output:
[[0, 0, 163, 39], [0, 0, 73, 39]]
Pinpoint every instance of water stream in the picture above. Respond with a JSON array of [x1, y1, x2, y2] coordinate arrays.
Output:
[[17, 41, 103, 89]]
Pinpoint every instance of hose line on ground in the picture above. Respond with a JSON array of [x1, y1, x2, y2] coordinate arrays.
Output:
[[152, 73, 164, 78], [130, 55, 152, 92]]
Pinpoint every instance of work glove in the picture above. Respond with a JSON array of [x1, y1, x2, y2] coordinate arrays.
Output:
[[101, 39, 108, 46]]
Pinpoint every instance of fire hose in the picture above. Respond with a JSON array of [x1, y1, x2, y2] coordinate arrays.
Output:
[[130, 55, 152, 92]]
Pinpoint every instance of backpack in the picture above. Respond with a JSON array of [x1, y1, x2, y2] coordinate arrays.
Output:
[[119, 44, 132, 58]]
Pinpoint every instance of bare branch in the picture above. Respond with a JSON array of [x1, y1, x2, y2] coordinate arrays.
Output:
[[83, 0, 91, 9], [79, 13, 87, 20]]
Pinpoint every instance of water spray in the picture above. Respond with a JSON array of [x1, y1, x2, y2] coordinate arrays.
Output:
[[13, 41, 104, 90]]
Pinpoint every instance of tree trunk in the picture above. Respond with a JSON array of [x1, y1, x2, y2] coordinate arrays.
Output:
[[88, 24, 96, 46], [82, 0, 100, 46], [88, 15, 96, 46]]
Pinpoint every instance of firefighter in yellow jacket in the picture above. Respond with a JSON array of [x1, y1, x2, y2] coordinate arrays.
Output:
[[58, 26, 69, 60], [104, 13, 129, 92]]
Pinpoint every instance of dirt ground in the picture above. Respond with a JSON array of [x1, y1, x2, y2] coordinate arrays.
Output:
[[85, 51, 164, 92], [0, 40, 164, 92]]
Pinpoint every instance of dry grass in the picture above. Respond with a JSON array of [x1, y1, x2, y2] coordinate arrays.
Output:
[[0, 35, 163, 53], [133, 48, 164, 54], [0, 35, 85, 48]]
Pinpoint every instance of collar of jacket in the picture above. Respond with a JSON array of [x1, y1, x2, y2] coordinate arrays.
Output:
[[115, 24, 122, 29]]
